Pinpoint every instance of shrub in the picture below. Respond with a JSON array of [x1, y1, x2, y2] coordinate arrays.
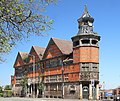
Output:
[[0, 93, 3, 97], [3, 90, 12, 97]]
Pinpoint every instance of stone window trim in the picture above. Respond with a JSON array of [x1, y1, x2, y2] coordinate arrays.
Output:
[[80, 63, 99, 72]]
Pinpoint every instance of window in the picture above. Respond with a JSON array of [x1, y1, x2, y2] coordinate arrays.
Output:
[[16, 79, 21, 84], [37, 63, 40, 67], [69, 85, 76, 94], [82, 66, 89, 71], [50, 84, 57, 91], [41, 63, 44, 68], [57, 59, 62, 66], [46, 61, 50, 68], [35, 63, 40, 71], [15, 67, 23, 78], [81, 40, 90, 44], [81, 63, 90, 71], [58, 84, 62, 91], [73, 41, 79, 46], [92, 63, 98, 71], [93, 67, 97, 71], [46, 84, 48, 91], [28, 65, 33, 72], [64, 74, 68, 81], [93, 67, 97, 69], [45, 77, 49, 83], [45, 59, 63, 68], [15, 67, 22, 73], [58, 75, 62, 81], [49, 60, 53, 67], [44, 58, 64, 68], [50, 75, 57, 82], [16, 73, 23, 79], [92, 40, 98, 45]]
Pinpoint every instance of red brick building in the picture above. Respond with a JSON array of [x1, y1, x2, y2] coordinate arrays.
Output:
[[11, 6, 100, 100], [113, 86, 120, 96]]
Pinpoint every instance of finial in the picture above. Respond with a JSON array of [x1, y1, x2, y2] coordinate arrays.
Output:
[[84, 5, 88, 13]]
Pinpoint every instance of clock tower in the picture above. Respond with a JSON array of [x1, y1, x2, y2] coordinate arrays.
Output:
[[71, 5, 100, 100]]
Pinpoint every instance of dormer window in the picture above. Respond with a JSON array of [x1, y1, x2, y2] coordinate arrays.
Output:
[[81, 40, 90, 44], [73, 41, 79, 47], [92, 40, 98, 45]]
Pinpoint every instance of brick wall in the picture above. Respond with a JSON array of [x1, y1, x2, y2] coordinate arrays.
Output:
[[45, 44, 62, 59], [73, 46, 99, 63], [11, 76, 16, 85], [14, 56, 24, 67], [80, 46, 99, 63]]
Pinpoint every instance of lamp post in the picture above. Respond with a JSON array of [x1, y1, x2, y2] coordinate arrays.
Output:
[[61, 59, 69, 99], [61, 60, 65, 99], [28, 54, 35, 98], [62, 63, 64, 99], [27, 78, 31, 97], [91, 79, 95, 100]]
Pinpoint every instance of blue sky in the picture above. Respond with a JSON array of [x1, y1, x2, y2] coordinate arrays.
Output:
[[0, 0, 120, 89]]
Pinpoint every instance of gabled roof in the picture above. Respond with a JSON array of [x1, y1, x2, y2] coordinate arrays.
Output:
[[52, 38, 73, 55], [43, 38, 73, 59], [14, 52, 29, 67], [32, 46, 45, 59], [19, 52, 29, 61]]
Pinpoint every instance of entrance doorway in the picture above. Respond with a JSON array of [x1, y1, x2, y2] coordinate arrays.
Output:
[[83, 86, 89, 99]]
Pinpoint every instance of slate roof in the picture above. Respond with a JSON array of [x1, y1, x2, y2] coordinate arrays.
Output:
[[13, 52, 28, 67], [32, 46, 45, 59], [78, 5, 94, 23], [52, 38, 73, 55], [19, 52, 29, 61], [15, 38, 73, 66]]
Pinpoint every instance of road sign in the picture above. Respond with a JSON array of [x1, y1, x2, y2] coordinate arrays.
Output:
[[105, 92, 113, 97]]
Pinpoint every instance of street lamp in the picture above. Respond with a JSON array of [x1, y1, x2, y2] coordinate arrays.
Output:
[[61, 59, 71, 99], [27, 78, 31, 97], [91, 79, 95, 100], [61, 59, 67, 99], [28, 54, 35, 98], [61, 60, 64, 99]]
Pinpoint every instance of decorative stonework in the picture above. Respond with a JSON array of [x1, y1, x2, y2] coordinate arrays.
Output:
[[80, 72, 99, 81]]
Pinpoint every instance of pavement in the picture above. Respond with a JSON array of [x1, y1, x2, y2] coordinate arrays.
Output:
[[0, 97, 113, 101], [0, 97, 84, 101]]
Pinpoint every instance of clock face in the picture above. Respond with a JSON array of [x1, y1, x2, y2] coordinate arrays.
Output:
[[88, 21, 92, 26], [80, 22, 84, 26]]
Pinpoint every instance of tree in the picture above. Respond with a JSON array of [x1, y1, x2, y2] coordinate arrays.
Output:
[[38, 66, 44, 97], [0, 86, 3, 97], [0, 86, 3, 93], [0, 0, 56, 61], [4, 85, 12, 97], [4, 85, 11, 90], [20, 75, 28, 96]]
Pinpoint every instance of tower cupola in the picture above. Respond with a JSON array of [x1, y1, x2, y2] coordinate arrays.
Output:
[[77, 5, 95, 35], [71, 5, 100, 49], [78, 5, 94, 26]]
